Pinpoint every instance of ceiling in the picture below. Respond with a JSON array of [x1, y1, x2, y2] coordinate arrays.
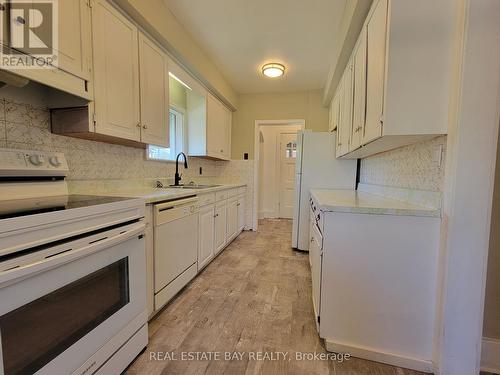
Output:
[[164, 0, 347, 94]]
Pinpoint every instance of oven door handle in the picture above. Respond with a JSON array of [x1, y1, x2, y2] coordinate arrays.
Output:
[[0, 222, 145, 288]]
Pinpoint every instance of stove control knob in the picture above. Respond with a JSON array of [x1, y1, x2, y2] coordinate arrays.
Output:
[[28, 154, 45, 166], [49, 156, 62, 167]]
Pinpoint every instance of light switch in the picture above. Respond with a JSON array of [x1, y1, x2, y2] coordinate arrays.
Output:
[[433, 145, 444, 166]]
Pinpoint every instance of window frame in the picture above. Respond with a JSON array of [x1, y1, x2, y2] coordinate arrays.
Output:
[[146, 105, 187, 162]]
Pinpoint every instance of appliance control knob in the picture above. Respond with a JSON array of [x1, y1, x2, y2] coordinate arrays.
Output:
[[49, 156, 62, 167], [28, 154, 45, 166]]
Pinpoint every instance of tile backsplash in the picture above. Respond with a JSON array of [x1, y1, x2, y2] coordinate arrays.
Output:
[[0, 98, 219, 182], [360, 136, 447, 192], [0, 96, 255, 228]]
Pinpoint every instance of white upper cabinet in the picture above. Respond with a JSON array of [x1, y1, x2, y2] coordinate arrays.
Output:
[[57, 0, 93, 81], [92, 0, 141, 142], [189, 92, 232, 161], [363, 0, 387, 146], [328, 92, 340, 132], [350, 28, 368, 152], [138, 32, 169, 147], [207, 93, 232, 160], [333, 0, 455, 159], [336, 65, 354, 157], [4, 0, 92, 99]]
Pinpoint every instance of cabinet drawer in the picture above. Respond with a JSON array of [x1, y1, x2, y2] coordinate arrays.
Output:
[[238, 187, 246, 196], [215, 190, 228, 201], [227, 188, 239, 198], [198, 193, 216, 207]]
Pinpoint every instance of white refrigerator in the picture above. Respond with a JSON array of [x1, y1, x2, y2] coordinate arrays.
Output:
[[292, 130, 357, 251]]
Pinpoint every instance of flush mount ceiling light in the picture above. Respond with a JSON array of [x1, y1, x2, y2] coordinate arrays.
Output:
[[262, 63, 285, 78]]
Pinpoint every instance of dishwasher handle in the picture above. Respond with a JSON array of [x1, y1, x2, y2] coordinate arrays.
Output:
[[154, 196, 199, 226], [155, 196, 198, 212]]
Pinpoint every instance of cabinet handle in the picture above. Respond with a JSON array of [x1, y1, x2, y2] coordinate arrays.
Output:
[[143, 124, 148, 129], [136, 123, 141, 128], [220, 149, 224, 153], [16, 16, 26, 24]]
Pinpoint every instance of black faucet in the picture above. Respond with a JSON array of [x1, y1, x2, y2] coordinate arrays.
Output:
[[174, 152, 188, 186]]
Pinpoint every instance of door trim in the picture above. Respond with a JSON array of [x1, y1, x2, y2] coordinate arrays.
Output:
[[253, 120, 305, 230]]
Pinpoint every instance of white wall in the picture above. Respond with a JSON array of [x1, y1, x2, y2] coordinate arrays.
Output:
[[258, 124, 301, 218], [436, 0, 500, 373]]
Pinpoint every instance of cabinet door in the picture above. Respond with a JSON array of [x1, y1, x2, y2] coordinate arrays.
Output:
[[222, 109, 232, 160], [198, 204, 215, 270], [214, 201, 227, 254], [138, 33, 169, 147], [364, 0, 387, 144], [351, 29, 367, 151], [328, 94, 337, 132], [92, 0, 141, 142], [337, 66, 354, 157], [207, 93, 228, 158], [57, 0, 92, 80], [226, 197, 238, 242], [206, 93, 221, 156], [310, 224, 322, 324], [237, 196, 246, 232]]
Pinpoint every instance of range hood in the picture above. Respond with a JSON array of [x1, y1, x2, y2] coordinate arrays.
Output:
[[0, 70, 29, 88]]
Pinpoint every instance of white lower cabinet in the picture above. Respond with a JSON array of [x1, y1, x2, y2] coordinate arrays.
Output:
[[198, 204, 215, 270], [214, 200, 227, 255], [316, 202, 440, 373], [237, 195, 246, 232], [227, 197, 238, 242]]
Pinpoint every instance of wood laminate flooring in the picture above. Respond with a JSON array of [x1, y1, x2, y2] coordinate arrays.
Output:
[[126, 219, 427, 375]]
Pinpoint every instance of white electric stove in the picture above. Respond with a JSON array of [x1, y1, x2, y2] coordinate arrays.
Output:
[[0, 148, 148, 375]]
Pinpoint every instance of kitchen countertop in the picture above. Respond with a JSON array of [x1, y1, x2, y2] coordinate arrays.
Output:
[[97, 184, 247, 204], [310, 189, 441, 217]]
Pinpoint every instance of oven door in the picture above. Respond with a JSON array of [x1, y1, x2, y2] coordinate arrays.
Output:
[[0, 221, 147, 375]]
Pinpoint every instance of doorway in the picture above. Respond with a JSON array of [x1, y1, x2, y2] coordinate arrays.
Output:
[[481, 129, 500, 375], [253, 120, 305, 228]]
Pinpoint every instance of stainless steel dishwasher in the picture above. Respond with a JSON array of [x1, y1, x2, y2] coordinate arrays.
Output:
[[153, 196, 199, 310]]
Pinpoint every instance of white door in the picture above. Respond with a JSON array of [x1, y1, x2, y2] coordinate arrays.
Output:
[[214, 201, 227, 254], [279, 133, 298, 219], [138, 33, 170, 147], [92, 0, 141, 142], [198, 204, 215, 270]]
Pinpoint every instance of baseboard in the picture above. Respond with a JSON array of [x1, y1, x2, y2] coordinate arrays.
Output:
[[481, 337, 500, 374], [324, 340, 434, 373]]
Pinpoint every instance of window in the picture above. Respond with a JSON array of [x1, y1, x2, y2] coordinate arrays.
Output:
[[285, 141, 297, 159], [147, 108, 185, 161]]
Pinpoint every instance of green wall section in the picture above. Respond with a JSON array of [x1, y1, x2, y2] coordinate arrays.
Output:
[[169, 77, 187, 110], [231, 89, 329, 160]]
